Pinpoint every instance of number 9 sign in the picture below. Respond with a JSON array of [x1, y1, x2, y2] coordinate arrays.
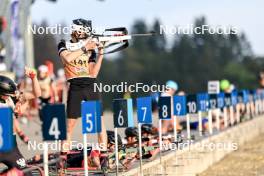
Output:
[[113, 99, 134, 128], [173, 95, 186, 116], [81, 101, 102, 134], [42, 104, 67, 141], [137, 97, 152, 124], [0, 107, 13, 152]]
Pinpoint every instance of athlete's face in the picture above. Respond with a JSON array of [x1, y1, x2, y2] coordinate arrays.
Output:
[[142, 132, 148, 138], [39, 71, 47, 79], [259, 78, 264, 87], [72, 31, 87, 40], [167, 88, 176, 95], [108, 143, 115, 151], [127, 136, 137, 144]]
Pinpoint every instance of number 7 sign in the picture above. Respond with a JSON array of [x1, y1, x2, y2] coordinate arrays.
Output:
[[137, 97, 152, 124]]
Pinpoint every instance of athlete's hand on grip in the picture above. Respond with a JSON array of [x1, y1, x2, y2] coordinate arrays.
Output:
[[85, 41, 97, 50]]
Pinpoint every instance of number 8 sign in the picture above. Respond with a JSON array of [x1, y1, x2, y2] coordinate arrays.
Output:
[[81, 101, 102, 134], [42, 104, 67, 141], [158, 96, 171, 119], [137, 97, 152, 124], [113, 99, 134, 128]]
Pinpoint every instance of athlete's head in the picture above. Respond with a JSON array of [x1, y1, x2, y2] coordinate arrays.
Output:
[[220, 79, 231, 93], [125, 127, 138, 144], [141, 124, 155, 138], [57, 68, 65, 78], [107, 130, 122, 150], [38, 65, 48, 79], [71, 18, 92, 40], [165, 80, 178, 95], [0, 75, 17, 99]]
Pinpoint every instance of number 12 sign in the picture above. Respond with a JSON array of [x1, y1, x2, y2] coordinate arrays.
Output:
[[81, 101, 102, 134], [137, 97, 152, 124], [42, 104, 67, 141]]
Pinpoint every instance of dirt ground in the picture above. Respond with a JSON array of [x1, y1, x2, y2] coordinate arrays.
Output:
[[198, 134, 264, 176]]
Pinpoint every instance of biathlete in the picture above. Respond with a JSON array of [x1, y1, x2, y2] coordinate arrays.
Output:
[[58, 18, 107, 169], [160, 80, 182, 134], [0, 67, 41, 176]]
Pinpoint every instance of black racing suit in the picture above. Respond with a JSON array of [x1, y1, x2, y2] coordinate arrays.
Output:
[[0, 135, 32, 176]]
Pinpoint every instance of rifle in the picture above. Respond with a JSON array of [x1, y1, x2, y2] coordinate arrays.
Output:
[[65, 27, 155, 54], [108, 145, 158, 160]]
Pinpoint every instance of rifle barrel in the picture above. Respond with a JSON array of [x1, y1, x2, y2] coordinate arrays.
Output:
[[131, 33, 156, 37]]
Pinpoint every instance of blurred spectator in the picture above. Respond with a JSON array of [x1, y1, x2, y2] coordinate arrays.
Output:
[[0, 40, 6, 72], [45, 60, 55, 79], [38, 65, 58, 106], [56, 68, 67, 103], [258, 71, 264, 88], [0, 16, 7, 34]]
